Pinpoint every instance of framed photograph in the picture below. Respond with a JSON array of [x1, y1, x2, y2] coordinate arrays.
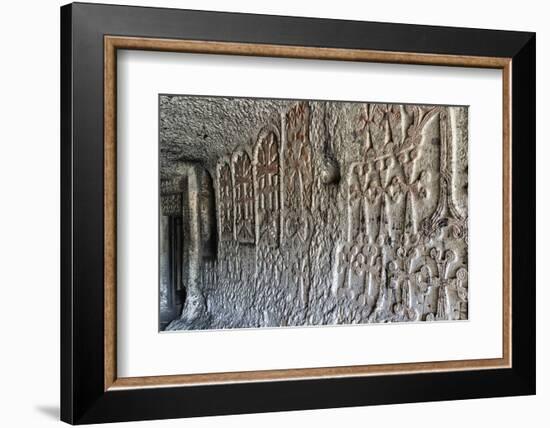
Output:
[[60, 2, 535, 424]]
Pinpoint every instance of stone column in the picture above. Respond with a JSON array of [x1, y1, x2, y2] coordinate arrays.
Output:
[[159, 212, 174, 325], [162, 163, 215, 329], [179, 166, 205, 323]]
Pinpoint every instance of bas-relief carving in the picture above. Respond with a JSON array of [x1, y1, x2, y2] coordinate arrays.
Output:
[[254, 128, 280, 247], [161, 97, 468, 331], [233, 151, 255, 244], [217, 162, 233, 242]]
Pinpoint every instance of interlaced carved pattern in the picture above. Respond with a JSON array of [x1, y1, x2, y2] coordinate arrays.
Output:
[[420, 109, 467, 241]]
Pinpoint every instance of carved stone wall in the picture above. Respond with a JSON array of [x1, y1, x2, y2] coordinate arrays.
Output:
[[161, 97, 468, 331]]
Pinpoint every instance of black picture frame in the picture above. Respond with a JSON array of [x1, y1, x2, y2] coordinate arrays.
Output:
[[61, 2, 535, 424]]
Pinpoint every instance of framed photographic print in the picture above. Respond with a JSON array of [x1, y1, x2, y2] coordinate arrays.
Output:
[[60, 2, 536, 424]]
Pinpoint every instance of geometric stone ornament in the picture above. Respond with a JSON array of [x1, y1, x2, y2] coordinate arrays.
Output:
[[254, 127, 281, 247], [159, 95, 468, 331]]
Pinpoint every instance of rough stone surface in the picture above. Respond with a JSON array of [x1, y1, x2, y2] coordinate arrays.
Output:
[[160, 95, 289, 176], [159, 96, 468, 331]]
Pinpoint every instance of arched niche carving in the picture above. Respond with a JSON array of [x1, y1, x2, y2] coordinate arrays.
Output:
[[254, 127, 280, 247], [217, 161, 234, 242], [232, 151, 255, 244]]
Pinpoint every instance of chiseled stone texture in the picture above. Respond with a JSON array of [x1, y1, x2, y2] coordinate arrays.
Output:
[[160, 96, 468, 331]]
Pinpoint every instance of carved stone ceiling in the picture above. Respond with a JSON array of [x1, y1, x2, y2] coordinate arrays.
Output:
[[160, 95, 291, 175]]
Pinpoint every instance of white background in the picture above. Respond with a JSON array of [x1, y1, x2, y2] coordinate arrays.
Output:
[[0, 0, 546, 427], [118, 51, 502, 377]]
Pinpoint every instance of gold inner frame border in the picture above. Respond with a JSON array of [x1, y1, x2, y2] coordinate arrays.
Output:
[[104, 35, 512, 391]]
